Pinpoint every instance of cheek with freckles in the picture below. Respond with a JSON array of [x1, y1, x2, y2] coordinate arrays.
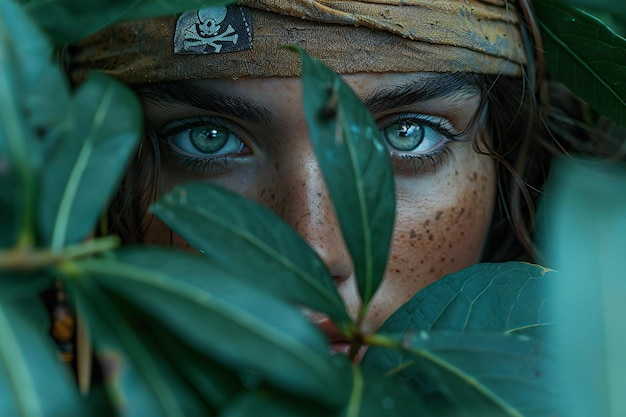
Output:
[[361, 154, 496, 333]]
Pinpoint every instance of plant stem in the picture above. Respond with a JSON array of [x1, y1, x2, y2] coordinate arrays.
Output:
[[363, 333, 402, 350], [0, 235, 120, 271]]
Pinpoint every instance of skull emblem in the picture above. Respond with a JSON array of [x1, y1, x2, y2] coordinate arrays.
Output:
[[196, 6, 228, 38], [175, 5, 247, 54]]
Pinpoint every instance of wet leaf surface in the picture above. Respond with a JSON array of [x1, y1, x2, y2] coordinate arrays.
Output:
[[364, 331, 558, 417], [374, 262, 555, 337]]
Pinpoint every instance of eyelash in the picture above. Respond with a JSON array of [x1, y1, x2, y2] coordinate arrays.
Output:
[[380, 114, 461, 175], [158, 115, 249, 175], [391, 147, 455, 175], [156, 113, 461, 176], [170, 152, 233, 174]]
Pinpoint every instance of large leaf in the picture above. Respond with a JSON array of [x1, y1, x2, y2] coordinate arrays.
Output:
[[152, 182, 350, 325], [0, 272, 53, 302], [137, 312, 242, 411], [374, 262, 555, 338], [291, 46, 396, 315], [561, 0, 626, 18], [220, 389, 334, 417], [62, 275, 213, 417], [9, 0, 71, 157], [221, 359, 429, 417], [364, 331, 558, 417], [115, 0, 233, 21], [2, 0, 52, 88], [541, 158, 626, 417], [0, 298, 86, 417], [24, 64, 71, 156], [219, 357, 348, 417], [535, 0, 626, 127], [20, 0, 234, 45], [340, 364, 431, 417], [0, 0, 51, 247], [76, 247, 351, 407], [39, 72, 141, 251]]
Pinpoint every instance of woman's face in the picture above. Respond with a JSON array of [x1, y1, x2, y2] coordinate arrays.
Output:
[[138, 72, 496, 336]]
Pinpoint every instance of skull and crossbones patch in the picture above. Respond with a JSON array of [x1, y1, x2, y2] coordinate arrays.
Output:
[[174, 6, 253, 54]]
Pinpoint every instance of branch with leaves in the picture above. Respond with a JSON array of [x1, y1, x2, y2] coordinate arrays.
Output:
[[1, 0, 625, 416]]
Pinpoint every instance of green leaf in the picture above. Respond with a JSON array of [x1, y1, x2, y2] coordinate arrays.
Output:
[[222, 359, 429, 417], [20, 0, 234, 45], [362, 263, 557, 415], [62, 275, 213, 417], [152, 182, 350, 325], [77, 247, 351, 407], [0, 0, 54, 247], [342, 364, 431, 417], [138, 313, 242, 411], [291, 46, 396, 315], [220, 390, 337, 417], [0, 272, 53, 301], [541, 158, 626, 417], [0, 298, 86, 417], [364, 331, 558, 417], [374, 262, 555, 337], [39, 72, 141, 251], [116, 0, 234, 21], [2, 0, 52, 88], [560, 0, 626, 18], [8, 0, 71, 157], [25, 64, 71, 153], [535, 0, 626, 127], [82, 384, 116, 417]]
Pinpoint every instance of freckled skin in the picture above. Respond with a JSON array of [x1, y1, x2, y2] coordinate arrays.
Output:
[[140, 73, 496, 335]]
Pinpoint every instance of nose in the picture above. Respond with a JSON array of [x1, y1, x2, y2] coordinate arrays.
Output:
[[269, 144, 353, 283]]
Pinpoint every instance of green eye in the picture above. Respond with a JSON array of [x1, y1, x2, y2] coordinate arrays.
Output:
[[165, 119, 246, 158], [190, 125, 229, 153], [383, 121, 425, 151]]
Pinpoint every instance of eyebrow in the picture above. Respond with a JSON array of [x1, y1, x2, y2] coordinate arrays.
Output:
[[361, 73, 481, 114], [138, 73, 480, 124], [138, 81, 275, 125]]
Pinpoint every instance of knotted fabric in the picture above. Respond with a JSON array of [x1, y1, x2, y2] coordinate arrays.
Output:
[[68, 0, 527, 84]]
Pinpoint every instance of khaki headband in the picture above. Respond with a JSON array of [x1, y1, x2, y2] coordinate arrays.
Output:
[[68, 0, 528, 84]]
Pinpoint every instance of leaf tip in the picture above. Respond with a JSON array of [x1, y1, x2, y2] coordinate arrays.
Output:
[[280, 44, 303, 54]]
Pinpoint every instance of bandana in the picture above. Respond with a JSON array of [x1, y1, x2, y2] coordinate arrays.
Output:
[[68, 0, 527, 84]]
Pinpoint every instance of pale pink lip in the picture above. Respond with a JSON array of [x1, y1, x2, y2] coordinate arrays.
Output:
[[311, 315, 367, 361], [312, 315, 347, 344], [329, 341, 352, 355]]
